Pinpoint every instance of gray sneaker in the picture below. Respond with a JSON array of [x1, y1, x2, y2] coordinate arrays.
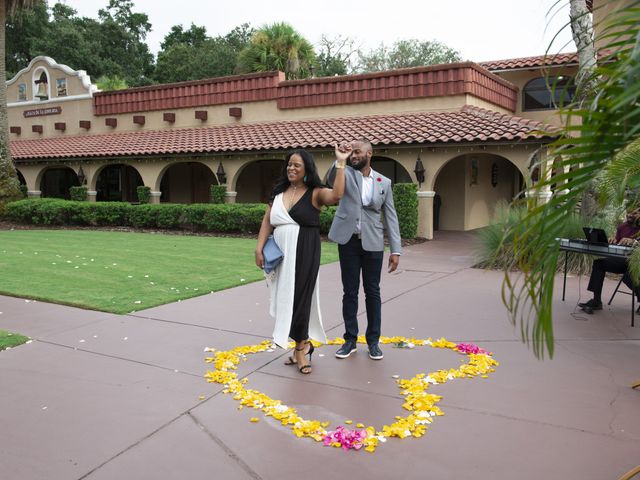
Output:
[[368, 343, 383, 360], [335, 340, 357, 358]]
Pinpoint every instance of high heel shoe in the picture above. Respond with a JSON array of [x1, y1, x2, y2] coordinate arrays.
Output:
[[284, 344, 306, 366], [298, 341, 313, 374], [284, 341, 314, 374]]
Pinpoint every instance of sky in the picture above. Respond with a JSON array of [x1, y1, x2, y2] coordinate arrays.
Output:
[[59, 0, 576, 63]]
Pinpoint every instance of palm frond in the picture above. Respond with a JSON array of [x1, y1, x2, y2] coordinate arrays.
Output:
[[501, 1, 640, 358]]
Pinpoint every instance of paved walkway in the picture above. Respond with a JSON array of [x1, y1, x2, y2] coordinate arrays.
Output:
[[1, 231, 639, 480]]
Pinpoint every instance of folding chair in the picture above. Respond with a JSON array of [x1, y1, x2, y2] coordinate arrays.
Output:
[[607, 276, 637, 327]]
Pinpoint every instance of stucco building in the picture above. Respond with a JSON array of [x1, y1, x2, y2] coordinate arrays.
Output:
[[7, 52, 573, 238]]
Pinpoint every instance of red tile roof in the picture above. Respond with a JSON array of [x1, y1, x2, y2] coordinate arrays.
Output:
[[480, 52, 579, 71], [10, 106, 559, 161], [93, 71, 284, 116], [93, 63, 518, 115]]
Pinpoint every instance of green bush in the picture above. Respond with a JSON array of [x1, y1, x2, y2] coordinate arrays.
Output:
[[184, 203, 266, 233], [392, 183, 418, 238], [71, 202, 133, 226], [210, 185, 226, 204], [155, 204, 186, 229], [19, 184, 28, 198], [474, 200, 605, 275], [127, 204, 158, 228], [2, 199, 333, 236], [319, 206, 337, 234], [136, 186, 151, 204], [69, 186, 88, 201]]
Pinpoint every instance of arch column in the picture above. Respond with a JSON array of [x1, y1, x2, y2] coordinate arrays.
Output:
[[417, 190, 435, 240], [225, 191, 237, 204], [27, 190, 41, 198], [149, 191, 162, 204], [87, 190, 97, 202]]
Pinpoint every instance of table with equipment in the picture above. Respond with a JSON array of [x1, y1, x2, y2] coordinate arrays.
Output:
[[558, 238, 635, 326]]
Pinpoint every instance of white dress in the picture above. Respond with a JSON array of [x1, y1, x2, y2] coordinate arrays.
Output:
[[269, 192, 327, 348]]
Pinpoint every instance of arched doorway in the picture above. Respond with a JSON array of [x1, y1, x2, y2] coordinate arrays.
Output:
[[40, 166, 79, 199], [370, 156, 412, 184], [235, 159, 283, 203], [96, 164, 143, 202], [433, 154, 523, 231], [160, 162, 216, 203], [15, 169, 27, 197]]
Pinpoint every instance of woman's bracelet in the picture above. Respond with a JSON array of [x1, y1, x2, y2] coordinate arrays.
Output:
[[335, 163, 346, 169]]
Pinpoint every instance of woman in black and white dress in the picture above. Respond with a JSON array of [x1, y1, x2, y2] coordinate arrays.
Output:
[[255, 146, 349, 374]]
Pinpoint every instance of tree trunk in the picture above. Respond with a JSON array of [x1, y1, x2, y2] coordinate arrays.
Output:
[[0, 0, 22, 202], [570, 0, 598, 102], [570, 0, 599, 218]]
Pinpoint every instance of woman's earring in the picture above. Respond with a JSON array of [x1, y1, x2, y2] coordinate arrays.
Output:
[[303, 175, 307, 183]]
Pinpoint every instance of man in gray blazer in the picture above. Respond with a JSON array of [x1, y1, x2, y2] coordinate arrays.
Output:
[[328, 139, 402, 360]]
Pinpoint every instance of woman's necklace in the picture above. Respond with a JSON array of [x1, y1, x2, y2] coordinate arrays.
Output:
[[288, 184, 303, 209]]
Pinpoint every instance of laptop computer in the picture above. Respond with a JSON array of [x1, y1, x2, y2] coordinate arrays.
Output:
[[582, 227, 609, 245]]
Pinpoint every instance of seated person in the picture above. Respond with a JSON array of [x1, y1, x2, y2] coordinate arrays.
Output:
[[579, 207, 640, 314]]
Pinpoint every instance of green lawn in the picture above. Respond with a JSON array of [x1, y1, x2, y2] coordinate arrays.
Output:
[[0, 230, 339, 314], [0, 329, 30, 351]]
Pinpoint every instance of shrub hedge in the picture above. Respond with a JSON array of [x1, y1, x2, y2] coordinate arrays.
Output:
[[136, 186, 151, 204], [69, 186, 88, 201], [210, 185, 226, 204], [2, 190, 422, 238], [3, 199, 340, 235], [392, 183, 418, 238]]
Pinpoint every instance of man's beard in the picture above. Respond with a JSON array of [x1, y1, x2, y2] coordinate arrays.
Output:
[[350, 158, 366, 171]]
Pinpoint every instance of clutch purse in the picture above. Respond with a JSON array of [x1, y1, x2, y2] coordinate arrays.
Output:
[[263, 235, 284, 274]]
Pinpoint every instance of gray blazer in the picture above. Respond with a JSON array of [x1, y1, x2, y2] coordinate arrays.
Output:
[[328, 166, 402, 254]]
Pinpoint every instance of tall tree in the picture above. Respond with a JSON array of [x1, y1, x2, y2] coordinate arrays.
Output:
[[160, 23, 207, 50], [498, 0, 640, 358], [4, 0, 46, 78], [154, 23, 253, 83], [1, 0, 36, 202], [314, 35, 357, 77], [96, 0, 153, 86], [236, 22, 315, 80], [356, 39, 461, 73]]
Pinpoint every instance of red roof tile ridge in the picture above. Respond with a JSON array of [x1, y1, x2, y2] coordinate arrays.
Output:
[[280, 61, 510, 86], [461, 105, 561, 134], [94, 71, 285, 97], [479, 52, 579, 70]]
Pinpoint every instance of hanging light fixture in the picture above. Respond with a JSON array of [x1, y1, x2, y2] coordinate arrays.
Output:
[[216, 161, 227, 184], [77, 166, 86, 185], [414, 155, 425, 186]]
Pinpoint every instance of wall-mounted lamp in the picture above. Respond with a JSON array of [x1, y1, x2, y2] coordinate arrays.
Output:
[[216, 162, 227, 184], [491, 163, 498, 188], [414, 156, 425, 186], [77, 166, 86, 185]]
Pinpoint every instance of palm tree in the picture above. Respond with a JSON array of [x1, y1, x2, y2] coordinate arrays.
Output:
[[236, 22, 316, 80], [0, 0, 36, 202], [500, 1, 640, 358]]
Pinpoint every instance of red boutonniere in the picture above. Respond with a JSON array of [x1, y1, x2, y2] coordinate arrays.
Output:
[[376, 177, 382, 182]]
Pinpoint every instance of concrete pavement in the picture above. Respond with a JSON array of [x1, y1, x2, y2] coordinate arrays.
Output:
[[1, 231, 639, 480]]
